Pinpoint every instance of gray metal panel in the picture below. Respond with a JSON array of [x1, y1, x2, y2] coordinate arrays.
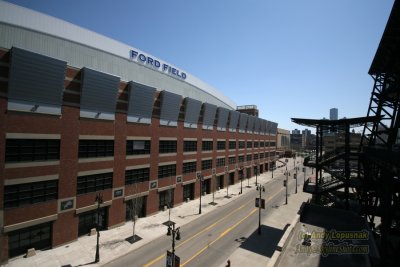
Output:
[[8, 46, 66, 106], [127, 81, 156, 123], [271, 122, 278, 135], [266, 121, 271, 134], [202, 103, 217, 130], [254, 118, 261, 134], [239, 113, 249, 132], [184, 97, 202, 128], [247, 116, 256, 133], [217, 107, 229, 131], [261, 119, 267, 135], [80, 67, 120, 114], [229, 110, 240, 131], [160, 90, 182, 126]]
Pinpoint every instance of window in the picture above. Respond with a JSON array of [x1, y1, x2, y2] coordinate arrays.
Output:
[[201, 159, 212, 170], [78, 208, 106, 236], [158, 164, 176, 179], [228, 156, 236, 165], [260, 153, 264, 159], [8, 222, 52, 258], [183, 184, 194, 200], [216, 158, 225, 167], [254, 154, 259, 160], [183, 162, 196, 174], [254, 141, 259, 148], [238, 155, 245, 163], [239, 141, 245, 149], [217, 141, 226, 150], [4, 180, 58, 208], [126, 140, 150, 155], [5, 139, 60, 163], [77, 172, 113, 195], [265, 152, 269, 158], [79, 140, 114, 158], [247, 141, 252, 148], [247, 154, 252, 162], [184, 141, 197, 152], [159, 140, 177, 153], [202, 141, 213, 151], [260, 142, 265, 147], [270, 151, 276, 157], [229, 141, 236, 150], [269, 142, 276, 147], [125, 168, 150, 185]]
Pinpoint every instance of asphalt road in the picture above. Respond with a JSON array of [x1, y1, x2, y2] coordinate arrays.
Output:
[[105, 165, 301, 267]]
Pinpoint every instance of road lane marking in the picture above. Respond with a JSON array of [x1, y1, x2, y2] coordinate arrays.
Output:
[[143, 177, 291, 267], [181, 208, 257, 266]]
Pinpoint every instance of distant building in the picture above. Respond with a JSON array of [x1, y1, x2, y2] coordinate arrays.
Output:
[[292, 129, 301, 134], [277, 128, 291, 156], [330, 108, 338, 120], [236, 105, 259, 117]]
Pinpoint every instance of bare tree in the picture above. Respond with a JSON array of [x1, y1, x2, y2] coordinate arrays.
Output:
[[127, 183, 143, 242]]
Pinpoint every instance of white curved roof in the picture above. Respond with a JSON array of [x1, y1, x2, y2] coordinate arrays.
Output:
[[0, 1, 236, 109]]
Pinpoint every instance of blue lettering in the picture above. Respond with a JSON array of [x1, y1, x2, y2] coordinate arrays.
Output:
[[182, 73, 187, 79], [139, 54, 146, 62], [130, 50, 138, 59], [147, 57, 154, 66], [163, 64, 169, 71], [171, 68, 177, 75], [154, 60, 161, 68]]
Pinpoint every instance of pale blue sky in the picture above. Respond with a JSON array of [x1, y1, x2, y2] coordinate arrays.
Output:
[[5, 0, 394, 133]]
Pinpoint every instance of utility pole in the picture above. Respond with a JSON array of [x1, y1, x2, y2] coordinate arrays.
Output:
[[94, 193, 103, 263]]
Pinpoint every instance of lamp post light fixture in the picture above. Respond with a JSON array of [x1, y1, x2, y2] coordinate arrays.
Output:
[[197, 173, 203, 214], [239, 165, 244, 194], [94, 193, 103, 263], [166, 222, 181, 267], [255, 165, 259, 186], [256, 185, 265, 235]]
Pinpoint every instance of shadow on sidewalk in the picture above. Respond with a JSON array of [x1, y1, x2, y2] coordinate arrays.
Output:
[[239, 224, 289, 258]]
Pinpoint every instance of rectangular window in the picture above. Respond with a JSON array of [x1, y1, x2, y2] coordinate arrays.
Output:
[[183, 162, 197, 174], [79, 140, 114, 158], [126, 140, 150, 155], [265, 152, 269, 158], [77, 172, 113, 195], [270, 151, 276, 157], [125, 168, 150, 185], [260, 153, 264, 159], [159, 140, 177, 153], [254, 141, 259, 148], [239, 141, 245, 149], [228, 156, 236, 165], [260, 142, 265, 147], [158, 164, 176, 179], [5, 139, 60, 163], [229, 141, 236, 150], [184, 141, 197, 152], [216, 158, 225, 167], [202, 141, 213, 151], [269, 142, 276, 147], [217, 141, 226, 150], [247, 141, 252, 148], [247, 154, 252, 162], [254, 154, 259, 160], [201, 159, 212, 170], [238, 155, 245, 163], [4, 180, 58, 208]]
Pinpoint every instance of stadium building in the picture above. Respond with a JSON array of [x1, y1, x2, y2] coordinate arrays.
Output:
[[0, 1, 278, 261]]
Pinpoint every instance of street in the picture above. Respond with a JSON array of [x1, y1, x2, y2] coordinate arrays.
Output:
[[105, 162, 303, 267]]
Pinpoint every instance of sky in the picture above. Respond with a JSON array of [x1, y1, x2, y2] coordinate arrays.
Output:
[[4, 0, 395, 133]]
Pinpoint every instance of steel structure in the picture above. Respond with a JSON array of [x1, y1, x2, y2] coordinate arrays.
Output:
[[292, 1, 400, 266]]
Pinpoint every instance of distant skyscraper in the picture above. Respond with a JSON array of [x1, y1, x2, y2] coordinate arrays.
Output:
[[330, 108, 338, 120]]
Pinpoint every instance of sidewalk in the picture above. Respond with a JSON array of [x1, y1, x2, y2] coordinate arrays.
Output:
[[2, 158, 305, 267]]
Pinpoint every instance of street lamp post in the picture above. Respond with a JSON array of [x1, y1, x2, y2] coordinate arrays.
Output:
[[295, 167, 298, 194], [197, 174, 203, 214], [94, 193, 103, 263], [239, 166, 243, 194], [255, 165, 258, 186], [167, 222, 181, 267], [256, 185, 265, 235], [285, 165, 288, 205]]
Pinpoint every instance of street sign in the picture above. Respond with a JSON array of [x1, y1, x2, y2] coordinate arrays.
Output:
[[166, 251, 180, 267], [255, 198, 266, 209]]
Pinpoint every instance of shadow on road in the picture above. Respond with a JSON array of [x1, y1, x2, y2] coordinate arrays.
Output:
[[239, 224, 288, 258]]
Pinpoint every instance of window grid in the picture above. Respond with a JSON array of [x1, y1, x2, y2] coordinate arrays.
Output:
[[260, 153, 264, 159], [202, 141, 213, 151], [184, 141, 197, 152], [77, 172, 113, 195], [183, 162, 197, 174], [254, 154, 259, 160], [201, 159, 212, 170], [216, 158, 226, 167], [247, 154, 252, 162], [159, 140, 177, 153], [5, 139, 60, 163], [217, 141, 226, 150], [247, 141, 252, 148], [158, 164, 176, 179], [125, 168, 150, 185], [229, 141, 236, 150], [4, 180, 58, 208], [238, 155, 245, 163], [254, 142, 259, 148], [239, 141, 245, 149], [126, 140, 151, 155], [79, 140, 114, 158], [228, 156, 236, 165]]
